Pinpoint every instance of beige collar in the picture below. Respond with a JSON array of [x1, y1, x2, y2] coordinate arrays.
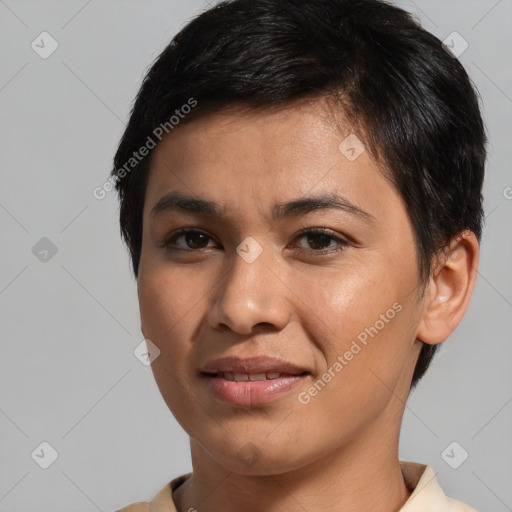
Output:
[[142, 461, 476, 512]]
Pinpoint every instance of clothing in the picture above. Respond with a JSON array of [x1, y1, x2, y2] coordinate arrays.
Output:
[[116, 460, 478, 512]]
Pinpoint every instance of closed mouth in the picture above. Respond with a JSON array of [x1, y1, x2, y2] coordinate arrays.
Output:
[[203, 371, 309, 381]]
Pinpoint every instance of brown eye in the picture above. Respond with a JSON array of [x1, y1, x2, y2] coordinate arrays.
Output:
[[163, 229, 217, 250], [304, 232, 334, 250], [293, 228, 349, 253]]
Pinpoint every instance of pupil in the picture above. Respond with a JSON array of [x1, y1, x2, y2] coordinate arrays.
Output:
[[187, 232, 208, 249], [308, 233, 330, 250]]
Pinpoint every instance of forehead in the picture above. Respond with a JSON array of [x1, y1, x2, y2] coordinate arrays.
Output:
[[144, 101, 398, 225], [149, 100, 351, 171]]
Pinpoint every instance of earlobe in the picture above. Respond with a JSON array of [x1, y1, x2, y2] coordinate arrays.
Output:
[[416, 230, 479, 345]]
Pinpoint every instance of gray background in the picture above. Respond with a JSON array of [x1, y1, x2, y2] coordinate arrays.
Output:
[[0, 1, 511, 511]]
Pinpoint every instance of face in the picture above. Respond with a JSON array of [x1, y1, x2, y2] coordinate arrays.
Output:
[[138, 100, 425, 475]]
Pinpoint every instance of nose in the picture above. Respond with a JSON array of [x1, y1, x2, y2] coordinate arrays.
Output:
[[207, 246, 292, 335]]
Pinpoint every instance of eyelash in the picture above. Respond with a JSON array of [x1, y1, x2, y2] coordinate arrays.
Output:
[[161, 226, 350, 255]]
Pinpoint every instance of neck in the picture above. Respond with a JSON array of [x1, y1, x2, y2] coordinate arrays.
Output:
[[173, 412, 411, 512]]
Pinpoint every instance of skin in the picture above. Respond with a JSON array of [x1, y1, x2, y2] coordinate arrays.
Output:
[[137, 99, 479, 512]]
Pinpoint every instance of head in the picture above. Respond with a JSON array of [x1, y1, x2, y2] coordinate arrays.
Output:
[[112, 0, 485, 474]]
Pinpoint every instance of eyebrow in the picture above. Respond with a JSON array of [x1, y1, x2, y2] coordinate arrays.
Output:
[[150, 191, 375, 224]]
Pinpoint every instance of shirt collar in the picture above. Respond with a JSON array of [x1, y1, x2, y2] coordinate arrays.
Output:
[[399, 461, 446, 511], [148, 462, 474, 512]]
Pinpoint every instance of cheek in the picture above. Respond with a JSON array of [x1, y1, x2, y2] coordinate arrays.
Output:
[[320, 279, 417, 404], [137, 263, 221, 383], [138, 267, 205, 423], [290, 261, 404, 356], [138, 264, 206, 341], [292, 256, 418, 404]]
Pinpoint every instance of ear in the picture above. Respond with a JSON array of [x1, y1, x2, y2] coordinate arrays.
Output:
[[416, 230, 480, 345]]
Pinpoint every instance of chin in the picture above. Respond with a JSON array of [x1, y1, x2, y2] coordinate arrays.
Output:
[[217, 450, 306, 476], [195, 429, 318, 476]]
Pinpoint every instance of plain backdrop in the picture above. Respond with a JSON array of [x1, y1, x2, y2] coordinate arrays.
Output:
[[1, 1, 511, 511]]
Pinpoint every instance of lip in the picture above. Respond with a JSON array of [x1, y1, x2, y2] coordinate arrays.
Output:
[[201, 356, 309, 406], [201, 355, 308, 375]]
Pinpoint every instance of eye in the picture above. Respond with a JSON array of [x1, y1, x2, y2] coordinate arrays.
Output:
[[292, 228, 349, 254], [162, 229, 219, 251], [161, 227, 349, 254]]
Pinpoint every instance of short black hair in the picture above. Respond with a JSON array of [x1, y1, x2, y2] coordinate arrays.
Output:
[[111, 0, 486, 388]]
